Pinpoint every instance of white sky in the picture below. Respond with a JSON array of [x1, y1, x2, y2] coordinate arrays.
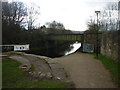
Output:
[[7, 0, 119, 31]]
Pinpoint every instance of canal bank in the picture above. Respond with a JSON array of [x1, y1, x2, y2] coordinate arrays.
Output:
[[2, 51, 71, 82], [2, 51, 75, 88]]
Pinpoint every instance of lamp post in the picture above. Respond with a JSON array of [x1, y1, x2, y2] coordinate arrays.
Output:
[[95, 11, 100, 58], [118, 1, 120, 62]]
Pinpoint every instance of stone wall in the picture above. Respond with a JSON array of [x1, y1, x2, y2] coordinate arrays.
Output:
[[101, 31, 119, 62]]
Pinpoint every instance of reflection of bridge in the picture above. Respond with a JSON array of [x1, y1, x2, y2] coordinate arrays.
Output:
[[47, 34, 84, 42]]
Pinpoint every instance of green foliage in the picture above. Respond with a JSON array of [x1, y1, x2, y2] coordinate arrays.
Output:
[[2, 59, 23, 88], [2, 59, 71, 88]]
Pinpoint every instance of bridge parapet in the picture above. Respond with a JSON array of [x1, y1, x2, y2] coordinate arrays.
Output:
[[46, 34, 83, 42]]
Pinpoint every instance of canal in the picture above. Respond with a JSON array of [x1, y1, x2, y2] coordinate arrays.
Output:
[[25, 41, 81, 58]]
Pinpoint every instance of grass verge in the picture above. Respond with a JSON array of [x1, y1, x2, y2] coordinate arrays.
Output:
[[2, 58, 71, 88], [91, 53, 120, 86]]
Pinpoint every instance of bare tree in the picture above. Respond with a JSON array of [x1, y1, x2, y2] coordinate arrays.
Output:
[[27, 3, 40, 30], [99, 2, 118, 31], [2, 1, 27, 25]]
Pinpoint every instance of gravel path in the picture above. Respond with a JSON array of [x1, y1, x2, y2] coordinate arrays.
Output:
[[54, 52, 117, 88]]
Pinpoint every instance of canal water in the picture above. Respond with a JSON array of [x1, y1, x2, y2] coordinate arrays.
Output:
[[65, 41, 81, 55], [26, 41, 81, 58]]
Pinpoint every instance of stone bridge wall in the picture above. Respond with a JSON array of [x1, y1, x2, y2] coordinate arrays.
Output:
[[101, 31, 119, 62], [83, 30, 119, 62], [83, 33, 102, 53]]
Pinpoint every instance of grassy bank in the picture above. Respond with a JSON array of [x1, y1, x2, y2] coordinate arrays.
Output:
[[92, 53, 120, 86], [2, 59, 71, 88]]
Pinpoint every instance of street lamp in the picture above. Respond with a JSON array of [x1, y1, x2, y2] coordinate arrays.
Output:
[[118, 1, 120, 30], [95, 11, 100, 58]]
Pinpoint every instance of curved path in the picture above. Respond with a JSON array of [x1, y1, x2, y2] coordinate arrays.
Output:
[[54, 52, 117, 88], [8, 52, 68, 81]]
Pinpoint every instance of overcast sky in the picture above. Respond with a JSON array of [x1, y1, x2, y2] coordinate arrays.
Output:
[[8, 0, 119, 31]]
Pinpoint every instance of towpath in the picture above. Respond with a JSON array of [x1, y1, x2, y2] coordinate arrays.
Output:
[[54, 52, 117, 88]]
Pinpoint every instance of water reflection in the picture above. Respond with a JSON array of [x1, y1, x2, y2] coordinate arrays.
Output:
[[25, 40, 81, 58], [65, 41, 81, 55]]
